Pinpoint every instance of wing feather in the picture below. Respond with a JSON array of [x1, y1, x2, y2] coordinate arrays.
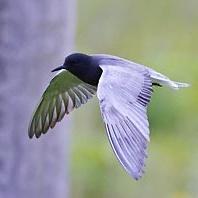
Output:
[[29, 71, 96, 138], [97, 65, 152, 180]]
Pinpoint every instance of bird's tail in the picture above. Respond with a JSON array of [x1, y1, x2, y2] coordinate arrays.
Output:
[[148, 68, 190, 90]]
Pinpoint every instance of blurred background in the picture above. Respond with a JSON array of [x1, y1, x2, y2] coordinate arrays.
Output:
[[1, 0, 197, 198], [71, 0, 197, 198]]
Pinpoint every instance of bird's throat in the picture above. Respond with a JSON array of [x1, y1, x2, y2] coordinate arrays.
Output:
[[69, 65, 102, 86]]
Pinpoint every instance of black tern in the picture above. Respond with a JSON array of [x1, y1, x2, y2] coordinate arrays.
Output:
[[29, 53, 189, 180]]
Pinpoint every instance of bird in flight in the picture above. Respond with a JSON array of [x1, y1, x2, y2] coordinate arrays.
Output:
[[29, 53, 189, 180]]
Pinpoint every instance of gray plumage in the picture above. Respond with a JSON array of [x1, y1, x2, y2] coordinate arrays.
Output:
[[29, 53, 190, 180]]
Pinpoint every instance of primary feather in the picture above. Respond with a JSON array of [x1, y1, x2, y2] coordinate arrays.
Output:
[[97, 64, 152, 179], [28, 70, 96, 138]]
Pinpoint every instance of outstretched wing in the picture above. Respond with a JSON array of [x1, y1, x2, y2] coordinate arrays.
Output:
[[29, 70, 96, 138], [97, 65, 152, 180]]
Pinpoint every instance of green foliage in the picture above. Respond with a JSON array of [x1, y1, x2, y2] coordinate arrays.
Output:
[[71, 0, 198, 197]]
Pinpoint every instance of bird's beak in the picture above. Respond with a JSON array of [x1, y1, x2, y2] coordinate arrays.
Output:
[[51, 65, 65, 72]]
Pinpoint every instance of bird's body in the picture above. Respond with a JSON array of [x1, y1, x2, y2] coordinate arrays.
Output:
[[29, 53, 189, 180]]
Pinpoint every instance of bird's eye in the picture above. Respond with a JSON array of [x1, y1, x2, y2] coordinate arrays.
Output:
[[70, 60, 78, 65]]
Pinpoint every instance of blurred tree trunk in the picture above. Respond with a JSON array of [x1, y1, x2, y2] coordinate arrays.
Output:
[[0, 0, 76, 197]]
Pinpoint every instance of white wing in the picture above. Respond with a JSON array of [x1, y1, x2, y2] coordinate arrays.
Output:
[[92, 54, 190, 89], [97, 65, 153, 180]]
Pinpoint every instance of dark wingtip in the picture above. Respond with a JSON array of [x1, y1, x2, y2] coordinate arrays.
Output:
[[28, 130, 43, 139], [28, 131, 34, 139], [28, 124, 34, 139], [35, 133, 41, 138], [28, 127, 41, 139]]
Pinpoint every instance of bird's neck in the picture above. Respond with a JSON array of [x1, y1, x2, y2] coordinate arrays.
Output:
[[69, 64, 102, 86]]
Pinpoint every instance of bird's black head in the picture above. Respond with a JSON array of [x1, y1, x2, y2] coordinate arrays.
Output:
[[52, 53, 102, 86], [52, 53, 91, 72], [64, 53, 92, 71]]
